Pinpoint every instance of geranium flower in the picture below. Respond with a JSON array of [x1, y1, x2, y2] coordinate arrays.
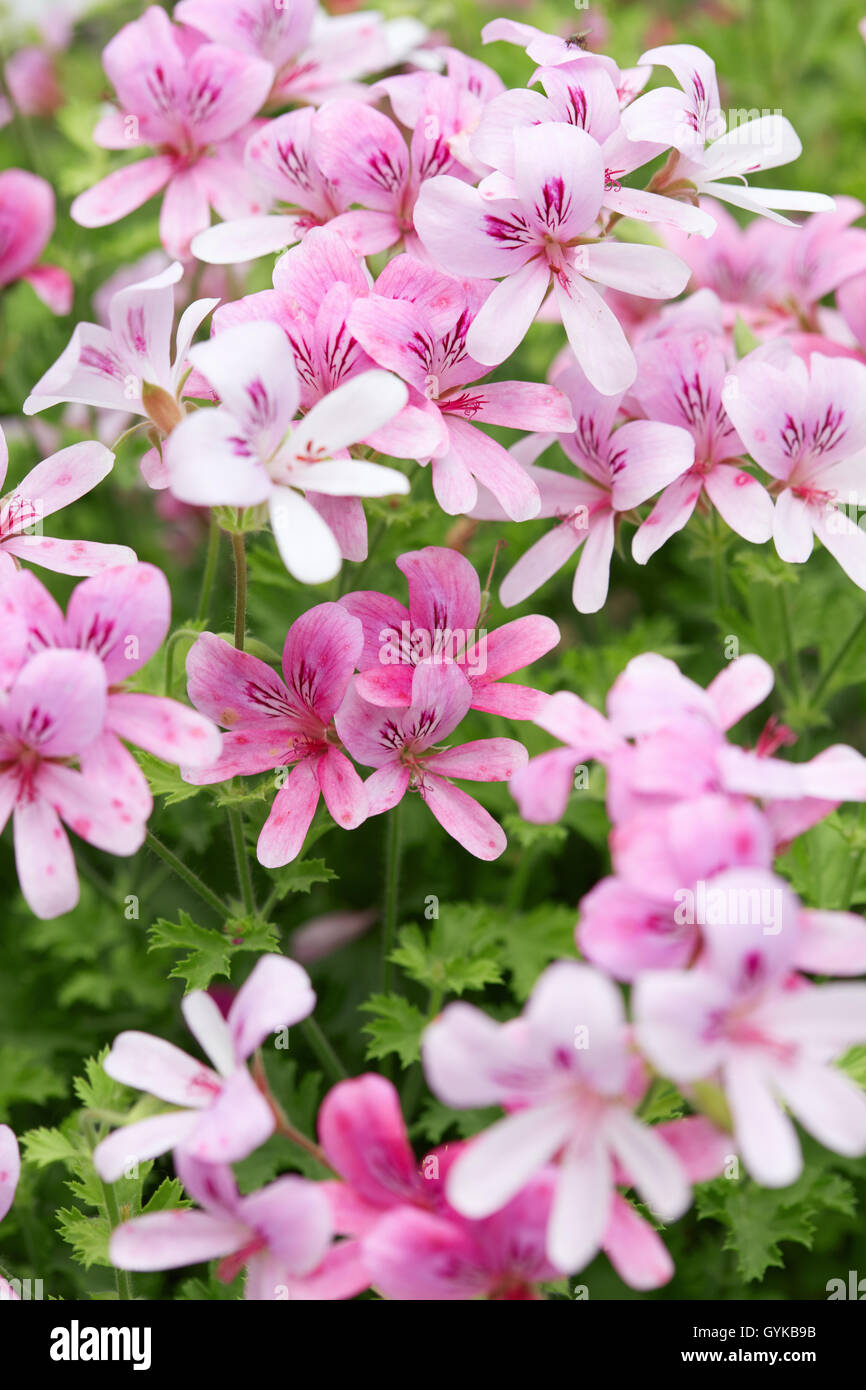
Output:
[[0, 168, 72, 314], [94, 955, 316, 1180]]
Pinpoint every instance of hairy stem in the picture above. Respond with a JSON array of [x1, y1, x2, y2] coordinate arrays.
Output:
[[381, 802, 403, 994], [144, 831, 229, 920], [232, 529, 247, 651], [196, 514, 221, 624]]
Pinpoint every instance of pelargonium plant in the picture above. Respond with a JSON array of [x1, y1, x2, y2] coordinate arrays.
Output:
[[2, 0, 866, 1318]]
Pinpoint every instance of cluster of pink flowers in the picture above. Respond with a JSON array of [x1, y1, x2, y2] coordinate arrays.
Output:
[[2, 2, 866, 1302], [181, 544, 555, 865]]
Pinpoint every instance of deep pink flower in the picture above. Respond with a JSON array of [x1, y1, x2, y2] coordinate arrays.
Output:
[[0, 168, 72, 314], [70, 6, 274, 258], [336, 661, 527, 860], [94, 955, 316, 1180], [183, 605, 368, 867], [341, 544, 559, 718]]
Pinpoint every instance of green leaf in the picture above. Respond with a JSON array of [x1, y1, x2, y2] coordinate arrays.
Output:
[[141, 1178, 190, 1215], [134, 751, 203, 805], [148, 911, 232, 992], [21, 1125, 85, 1169], [733, 315, 761, 357], [265, 857, 338, 900], [360, 994, 427, 1067], [55, 1208, 112, 1269], [72, 1050, 132, 1114], [696, 1167, 857, 1282], [497, 904, 578, 1000], [389, 904, 502, 996]]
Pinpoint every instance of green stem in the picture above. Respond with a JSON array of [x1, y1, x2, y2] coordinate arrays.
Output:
[[83, 1118, 133, 1302], [163, 626, 203, 697], [144, 831, 229, 920], [811, 607, 866, 711], [777, 583, 803, 703], [300, 1018, 348, 1084], [381, 802, 403, 994], [232, 530, 247, 651], [196, 514, 221, 624], [228, 807, 255, 915]]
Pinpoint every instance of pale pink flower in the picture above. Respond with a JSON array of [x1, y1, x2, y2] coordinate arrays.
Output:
[[1, 563, 222, 825], [722, 349, 866, 588], [163, 320, 410, 583], [0, 426, 134, 578], [634, 914, 866, 1186], [70, 6, 274, 259], [94, 955, 316, 1180], [481, 358, 695, 612], [415, 123, 690, 393], [336, 661, 527, 860], [175, 0, 424, 109], [348, 268, 577, 519], [423, 961, 698, 1271], [0, 1125, 20, 1302], [183, 605, 368, 868], [625, 46, 833, 223], [341, 544, 559, 718], [0, 169, 72, 314], [24, 261, 218, 435], [0, 649, 144, 918], [511, 652, 866, 824], [628, 329, 774, 562], [110, 1151, 368, 1300]]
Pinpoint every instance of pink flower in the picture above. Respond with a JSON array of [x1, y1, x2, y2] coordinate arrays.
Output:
[[191, 108, 399, 264], [634, 915, 866, 1186], [0, 426, 134, 576], [163, 320, 410, 583], [348, 265, 576, 519], [422, 961, 701, 1271], [94, 955, 316, 1180], [209, 232, 449, 522], [175, 0, 423, 109], [511, 652, 866, 824], [0, 169, 72, 314], [723, 350, 866, 588], [0, 1125, 20, 1302], [3, 47, 63, 120], [319, 1074, 718, 1296], [623, 45, 833, 223], [311, 94, 480, 259], [469, 64, 714, 237], [24, 261, 218, 440], [336, 661, 527, 861], [628, 329, 774, 562], [341, 544, 560, 718], [482, 358, 695, 612], [0, 649, 141, 918], [70, 6, 274, 259], [0, 1125, 20, 1224], [110, 1150, 368, 1300], [414, 123, 690, 393], [1, 563, 222, 825], [183, 605, 368, 867]]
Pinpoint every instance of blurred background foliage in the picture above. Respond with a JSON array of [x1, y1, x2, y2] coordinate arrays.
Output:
[[1, 0, 866, 1301]]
